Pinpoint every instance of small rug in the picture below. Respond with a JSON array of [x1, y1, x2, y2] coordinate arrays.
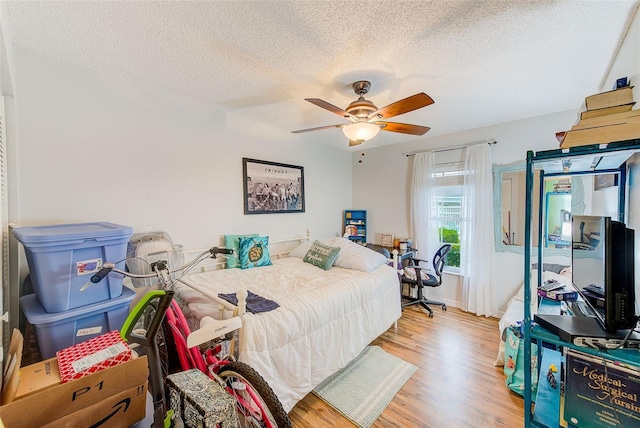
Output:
[[312, 346, 418, 428]]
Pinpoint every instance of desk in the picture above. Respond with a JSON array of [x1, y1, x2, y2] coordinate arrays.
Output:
[[365, 244, 416, 267]]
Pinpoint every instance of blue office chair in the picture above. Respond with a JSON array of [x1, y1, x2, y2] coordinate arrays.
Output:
[[400, 244, 452, 318]]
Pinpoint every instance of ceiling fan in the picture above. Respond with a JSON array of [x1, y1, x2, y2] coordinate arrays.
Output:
[[292, 80, 434, 147]]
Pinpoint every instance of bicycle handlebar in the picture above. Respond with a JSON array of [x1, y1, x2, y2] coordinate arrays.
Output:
[[209, 247, 234, 256], [90, 246, 234, 284], [91, 267, 112, 283]]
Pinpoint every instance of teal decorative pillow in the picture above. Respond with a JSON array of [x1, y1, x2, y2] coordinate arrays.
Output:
[[224, 234, 258, 268], [303, 240, 341, 270], [238, 236, 272, 269]]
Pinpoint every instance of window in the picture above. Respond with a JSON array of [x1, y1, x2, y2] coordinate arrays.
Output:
[[432, 164, 465, 272]]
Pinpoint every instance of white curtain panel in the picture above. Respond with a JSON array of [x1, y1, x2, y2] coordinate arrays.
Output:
[[460, 143, 497, 316], [410, 152, 439, 261]]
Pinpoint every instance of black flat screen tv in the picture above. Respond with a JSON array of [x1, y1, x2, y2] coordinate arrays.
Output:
[[571, 215, 637, 332]]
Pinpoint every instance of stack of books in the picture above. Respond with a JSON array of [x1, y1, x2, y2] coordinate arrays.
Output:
[[537, 287, 578, 301], [553, 179, 571, 192], [556, 85, 640, 149]]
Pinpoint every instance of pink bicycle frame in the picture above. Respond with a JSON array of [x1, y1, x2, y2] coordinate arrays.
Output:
[[163, 301, 275, 428]]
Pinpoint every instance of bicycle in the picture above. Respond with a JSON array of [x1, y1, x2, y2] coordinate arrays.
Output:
[[90, 246, 292, 428]]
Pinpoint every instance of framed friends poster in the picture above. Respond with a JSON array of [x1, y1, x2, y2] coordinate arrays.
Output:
[[243, 158, 305, 214]]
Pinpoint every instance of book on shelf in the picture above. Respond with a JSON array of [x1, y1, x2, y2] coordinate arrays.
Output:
[[585, 86, 634, 111], [537, 288, 578, 301], [563, 349, 640, 428], [553, 179, 571, 192], [344, 225, 357, 236], [558, 121, 640, 149]]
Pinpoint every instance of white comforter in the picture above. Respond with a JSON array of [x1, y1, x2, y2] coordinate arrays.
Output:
[[174, 257, 402, 412]]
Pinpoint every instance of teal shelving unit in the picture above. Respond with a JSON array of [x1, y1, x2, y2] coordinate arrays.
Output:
[[344, 210, 367, 244], [523, 139, 640, 428]]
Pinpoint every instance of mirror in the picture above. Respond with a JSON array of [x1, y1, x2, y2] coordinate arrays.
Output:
[[544, 192, 572, 248], [498, 165, 533, 247], [493, 163, 621, 254], [494, 163, 539, 252]]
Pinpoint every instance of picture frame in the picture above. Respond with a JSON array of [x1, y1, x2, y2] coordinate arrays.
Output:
[[381, 233, 394, 247], [594, 173, 618, 191], [243, 158, 305, 214]]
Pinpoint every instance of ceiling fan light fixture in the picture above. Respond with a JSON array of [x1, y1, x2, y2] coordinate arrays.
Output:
[[342, 122, 380, 142]]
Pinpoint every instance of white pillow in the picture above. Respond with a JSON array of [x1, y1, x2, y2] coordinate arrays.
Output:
[[329, 237, 388, 272], [514, 269, 571, 302], [289, 239, 333, 258]]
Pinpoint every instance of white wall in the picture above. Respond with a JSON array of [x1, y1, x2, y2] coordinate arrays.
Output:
[[10, 47, 352, 250], [353, 6, 640, 316], [602, 4, 640, 109], [352, 111, 577, 314]]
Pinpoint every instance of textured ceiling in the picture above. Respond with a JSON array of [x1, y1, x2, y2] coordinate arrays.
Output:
[[6, 0, 640, 150]]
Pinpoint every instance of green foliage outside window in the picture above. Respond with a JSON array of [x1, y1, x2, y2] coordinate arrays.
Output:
[[439, 227, 460, 267]]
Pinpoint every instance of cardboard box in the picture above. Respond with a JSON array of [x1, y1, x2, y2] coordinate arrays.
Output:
[[41, 385, 147, 428], [56, 330, 132, 383], [0, 356, 148, 428], [0, 329, 23, 405], [14, 358, 60, 400]]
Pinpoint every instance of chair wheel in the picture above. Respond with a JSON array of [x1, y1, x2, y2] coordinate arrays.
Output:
[[442, 305, 447, 311], [428, 312, 434, 318]]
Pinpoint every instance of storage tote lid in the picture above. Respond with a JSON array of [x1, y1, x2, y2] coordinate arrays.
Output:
[[20, 287, 136, 325], [13, 222, 133, 246]]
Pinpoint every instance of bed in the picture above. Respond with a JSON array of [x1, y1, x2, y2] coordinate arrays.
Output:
[[494, 263, 571, 366], [173, 236, 402, 412]]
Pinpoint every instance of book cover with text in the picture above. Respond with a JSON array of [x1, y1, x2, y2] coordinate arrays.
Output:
[[564, 350, 640, 427]]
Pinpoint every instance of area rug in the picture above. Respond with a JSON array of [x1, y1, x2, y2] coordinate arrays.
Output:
[[312, 346, 418, 428]]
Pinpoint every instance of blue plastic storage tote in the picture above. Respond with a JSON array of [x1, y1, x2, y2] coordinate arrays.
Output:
[[20, 287, 136, 359], [13, 222, 134, 313]]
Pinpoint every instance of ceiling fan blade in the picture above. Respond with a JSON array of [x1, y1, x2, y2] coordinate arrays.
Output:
[[368, 93, 434, 120], [306, 98, 356, 119], [376, 121, 431, 135], [349, 140, 362, 147], [291, 124, 346, 134]]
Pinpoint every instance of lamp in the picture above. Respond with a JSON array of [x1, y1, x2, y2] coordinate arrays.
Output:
[[342, 122, 380, 143]]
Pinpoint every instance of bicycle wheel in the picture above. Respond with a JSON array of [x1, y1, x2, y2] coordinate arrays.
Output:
[[217, 361, 292, 428], [130, 299, 173, 381], [159, 312, 180, 378]]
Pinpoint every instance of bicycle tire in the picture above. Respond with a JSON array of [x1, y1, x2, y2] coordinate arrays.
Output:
[[159, 315, 179, 377], [131, 300, 173, 381], [217, 361, 292, 428]]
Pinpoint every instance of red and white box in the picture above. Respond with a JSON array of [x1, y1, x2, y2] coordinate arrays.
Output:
[[56, 330, 132, 383]]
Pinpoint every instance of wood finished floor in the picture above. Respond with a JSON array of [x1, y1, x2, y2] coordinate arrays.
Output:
[[288, 305, 525, 428]]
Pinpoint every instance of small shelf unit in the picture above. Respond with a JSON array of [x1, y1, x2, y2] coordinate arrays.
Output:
[[344, 210, 367, 244]]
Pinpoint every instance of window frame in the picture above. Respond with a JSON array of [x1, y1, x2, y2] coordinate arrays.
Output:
[[432, 170, 465, 274]]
